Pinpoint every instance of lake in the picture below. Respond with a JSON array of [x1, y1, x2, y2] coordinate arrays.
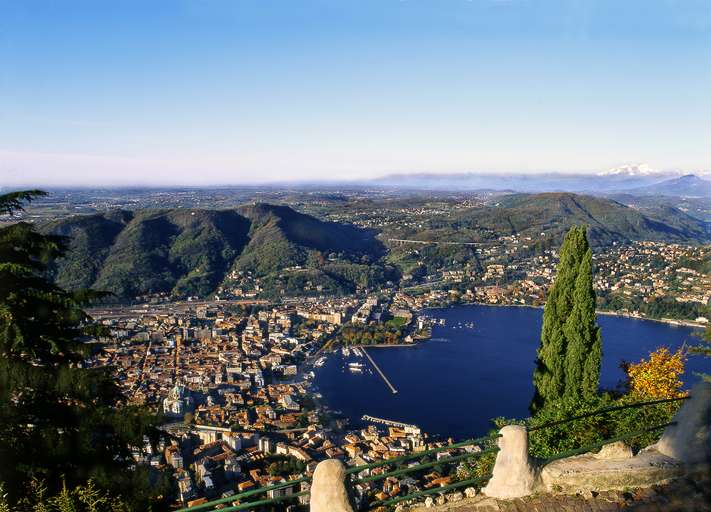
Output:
[[312, 304, 709, 440]]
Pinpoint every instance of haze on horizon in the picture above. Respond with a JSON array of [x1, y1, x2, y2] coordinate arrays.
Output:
[[1, 0, 710, 187]]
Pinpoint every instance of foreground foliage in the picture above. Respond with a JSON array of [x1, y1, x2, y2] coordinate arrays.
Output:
[[497, 346, 687, 459], [625, 346, 687, 399], [0, 191, 172, 510], [0, 479, 132, 512]]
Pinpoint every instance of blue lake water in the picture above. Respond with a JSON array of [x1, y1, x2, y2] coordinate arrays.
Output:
[[313, 304, 709, 441]]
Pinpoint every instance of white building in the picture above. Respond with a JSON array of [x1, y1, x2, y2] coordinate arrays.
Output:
[[162, 384, 194, 418]]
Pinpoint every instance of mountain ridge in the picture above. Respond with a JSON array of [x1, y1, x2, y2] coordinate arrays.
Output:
[[42, 195, 709, 300], [622, 174, 711, 198], [43, 204, 386, 299]]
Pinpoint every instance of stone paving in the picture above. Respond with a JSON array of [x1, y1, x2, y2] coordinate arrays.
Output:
[[408, 476, 711, 512]]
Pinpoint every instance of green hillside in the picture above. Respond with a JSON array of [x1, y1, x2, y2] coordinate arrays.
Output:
[[232, 203, 384, 275], [481, 193, 709, 245], [42, 204, 386, 299], [385, 193, 709, 275], [42, 194, 708, 300], [45, 210, 133, 290]]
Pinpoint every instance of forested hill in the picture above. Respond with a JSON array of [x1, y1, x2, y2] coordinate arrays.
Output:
[[41, 194, 709, 300], [42, 203, 388, 299], [478, 193, 710, 245]]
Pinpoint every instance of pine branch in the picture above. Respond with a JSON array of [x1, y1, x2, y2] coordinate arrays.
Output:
[[0, 190, 47, 216]]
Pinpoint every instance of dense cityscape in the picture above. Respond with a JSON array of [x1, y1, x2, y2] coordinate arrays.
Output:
[[80, 233, 709, 508]]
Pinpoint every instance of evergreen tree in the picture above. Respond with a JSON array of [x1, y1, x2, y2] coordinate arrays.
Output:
[[562, 247, 602, 399], [691, 326, 711, 382], [531, 226, 600, 412], [0, 191, 172, 510]]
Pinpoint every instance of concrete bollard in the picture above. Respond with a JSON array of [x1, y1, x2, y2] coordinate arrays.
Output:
[[656, 381, 711, 465], [482, 425, 539, 499], [309, 459, 355, 512]]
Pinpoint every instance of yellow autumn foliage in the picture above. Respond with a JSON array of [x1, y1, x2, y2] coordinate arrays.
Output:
[[626, 346, 688, 399]]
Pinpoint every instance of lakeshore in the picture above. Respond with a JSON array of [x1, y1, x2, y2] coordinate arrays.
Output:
[[425, 301, 707, 330], [314, 304, 710, 440]]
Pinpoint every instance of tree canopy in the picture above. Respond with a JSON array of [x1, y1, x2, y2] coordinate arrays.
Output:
[[0, 191, 171, 510]]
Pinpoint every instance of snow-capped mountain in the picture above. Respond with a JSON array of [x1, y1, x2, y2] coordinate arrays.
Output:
[[598, 163, 664, 177], [598, 164, 710, 179]]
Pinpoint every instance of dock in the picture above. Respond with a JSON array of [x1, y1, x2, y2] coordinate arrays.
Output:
[[361, 415, 418, 431], [361, 346, 398, 394]]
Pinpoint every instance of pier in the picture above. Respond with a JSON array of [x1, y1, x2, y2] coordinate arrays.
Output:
[[361, 415, 418, 431], [361, 346, 398, 394]]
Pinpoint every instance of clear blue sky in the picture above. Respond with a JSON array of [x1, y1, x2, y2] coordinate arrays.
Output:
[[1, 0, 710, 185]]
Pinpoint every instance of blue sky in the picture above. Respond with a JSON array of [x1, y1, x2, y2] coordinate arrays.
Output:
[[1, 0, 710, 185]]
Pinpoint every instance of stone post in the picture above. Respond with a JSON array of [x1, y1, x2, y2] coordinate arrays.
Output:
[[309, 459, 355, 512], [656, 381, 711, 465], [482, 425, 538, 499]]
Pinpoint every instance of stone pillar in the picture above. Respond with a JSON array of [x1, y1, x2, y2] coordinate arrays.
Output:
[[309, 459, 355, 512], [656, 381, 711, 465], [482, 425, 538, 499]]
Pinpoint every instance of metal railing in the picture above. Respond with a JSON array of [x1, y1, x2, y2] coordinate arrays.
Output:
[[174, 394, 688, 511], [527, 395, 689, 432], [524, 395, 689, 467], [347, 433, 500, 508], [175, 475, 310, 512]]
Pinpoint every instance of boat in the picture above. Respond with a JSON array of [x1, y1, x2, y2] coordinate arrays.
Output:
[[342, 346, 351, 357], [348, 363, 364, 373], [314, 357, 327, 367]]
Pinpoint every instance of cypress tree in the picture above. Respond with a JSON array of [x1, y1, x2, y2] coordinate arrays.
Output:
[[531, 226, 600, 412], [690, 326, 711, 382], [562, 247, 602, 399]]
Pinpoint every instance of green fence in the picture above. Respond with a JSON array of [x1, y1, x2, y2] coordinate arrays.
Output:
[[347, 433, 500, 508], [175, 475, 310, 512], [175, 394, 689, 511]]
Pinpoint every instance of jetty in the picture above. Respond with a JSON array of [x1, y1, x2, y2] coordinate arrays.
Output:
[[361, 415, 418, 431], [361, 346, 398, 394]]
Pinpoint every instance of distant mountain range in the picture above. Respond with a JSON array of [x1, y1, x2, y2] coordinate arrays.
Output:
[[42, 194, 709, 300], [622, 174, 711, 198], [368, 167, 711, 197]]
